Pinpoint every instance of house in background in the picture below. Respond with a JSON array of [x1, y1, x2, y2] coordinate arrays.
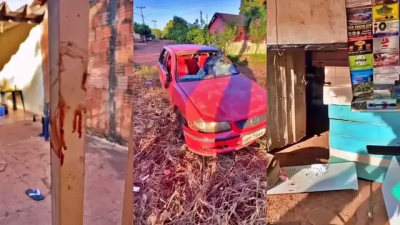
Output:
[[208, 13, 246, 42]]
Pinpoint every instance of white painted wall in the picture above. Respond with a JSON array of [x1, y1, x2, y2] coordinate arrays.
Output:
[[0, 24, 44, 115]]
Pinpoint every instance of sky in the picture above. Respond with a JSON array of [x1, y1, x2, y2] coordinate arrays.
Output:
[[3, 0, 32, 10], [133, 0, 241, 30]]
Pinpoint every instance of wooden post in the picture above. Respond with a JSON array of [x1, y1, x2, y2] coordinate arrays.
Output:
[[47, 0, 89, 224]]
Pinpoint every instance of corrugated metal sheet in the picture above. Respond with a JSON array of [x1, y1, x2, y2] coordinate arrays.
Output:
[[0, 0, 46, 23], [267, 50, 307, 150]]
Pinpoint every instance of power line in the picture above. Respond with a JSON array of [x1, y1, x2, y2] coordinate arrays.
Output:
[[136, 6, 145, 24]]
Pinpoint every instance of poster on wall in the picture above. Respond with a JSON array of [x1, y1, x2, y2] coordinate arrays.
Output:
[[346, 0, 400, 110]]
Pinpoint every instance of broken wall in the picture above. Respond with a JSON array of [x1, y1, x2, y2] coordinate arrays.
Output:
[[86, 0, 133, 143]]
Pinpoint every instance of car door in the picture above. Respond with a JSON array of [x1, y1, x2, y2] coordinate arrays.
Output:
[[157, 48, 169, 88]]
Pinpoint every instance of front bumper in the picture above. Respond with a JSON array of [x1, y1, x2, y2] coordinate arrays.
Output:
[[183, 122, 267, 156]]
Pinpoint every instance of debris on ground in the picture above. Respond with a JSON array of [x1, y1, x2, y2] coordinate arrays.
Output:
[[267, 162, 358, 195], [132, 75, 268, 224]]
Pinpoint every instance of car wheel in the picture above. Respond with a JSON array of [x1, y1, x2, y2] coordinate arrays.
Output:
[[267, 154, 281, 190], [175, 110, 185, 141]]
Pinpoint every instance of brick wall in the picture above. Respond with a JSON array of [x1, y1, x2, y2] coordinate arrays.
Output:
[[87, 0, 133, 144]]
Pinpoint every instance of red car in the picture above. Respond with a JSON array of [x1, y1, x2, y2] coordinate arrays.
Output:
[[157, 44, 267, 156]]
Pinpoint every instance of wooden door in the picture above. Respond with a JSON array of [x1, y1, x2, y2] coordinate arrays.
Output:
[[266, 50, 307, 150]]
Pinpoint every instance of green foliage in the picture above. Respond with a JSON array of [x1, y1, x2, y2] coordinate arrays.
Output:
[[249, 6, 266, 51], [212, 23, 237, 52], [164, 16, 190, 43], [134, 22, 152, 36], [151, 28, 163, 39], [241, 0, 266, 29]]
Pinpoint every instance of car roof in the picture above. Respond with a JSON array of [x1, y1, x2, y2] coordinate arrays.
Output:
[[165, 44, 219, 54]]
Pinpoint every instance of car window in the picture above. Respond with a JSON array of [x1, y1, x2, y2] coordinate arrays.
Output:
[[159, 49, 168, 67], [166, 53, 172, 74]]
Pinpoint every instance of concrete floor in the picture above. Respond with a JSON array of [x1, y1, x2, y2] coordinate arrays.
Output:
[[0, 110, 128, 225]]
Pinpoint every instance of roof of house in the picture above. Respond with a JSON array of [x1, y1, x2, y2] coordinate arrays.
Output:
[[208, 13, 244, 29], [0, 0, 46, 24], [165, 44, 219, 54]]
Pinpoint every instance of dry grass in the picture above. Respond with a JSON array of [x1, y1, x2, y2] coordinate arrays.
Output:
[[132, 67, 268, 225]]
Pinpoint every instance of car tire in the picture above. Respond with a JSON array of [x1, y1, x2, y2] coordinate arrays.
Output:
[[175, 110, 185, 141], [267, 154, 281, 190]]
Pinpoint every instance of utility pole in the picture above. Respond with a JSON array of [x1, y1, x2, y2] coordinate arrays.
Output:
[[136, 6, 145, 24], [151, 20, 157, 29]]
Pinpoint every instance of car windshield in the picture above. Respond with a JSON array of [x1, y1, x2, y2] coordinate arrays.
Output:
[[178, 53, 239, 82]]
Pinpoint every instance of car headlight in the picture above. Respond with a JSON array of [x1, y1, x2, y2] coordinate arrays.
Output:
[[191, 120, 231, 133]]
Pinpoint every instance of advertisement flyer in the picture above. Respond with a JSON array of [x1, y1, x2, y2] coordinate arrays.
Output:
[[348, 23, 373, 40], [372, 0, 398, 5], [373, 36, 399, 53], [349, 54, 374, 70], [346, 1, 400, 110], [373, 51, 399, 67], [349, 39, 373, 55], [373, 20, 399, 37], [347, 7, 373, 25], [372, 4, 399, 22], [346, 0, 372, 8]]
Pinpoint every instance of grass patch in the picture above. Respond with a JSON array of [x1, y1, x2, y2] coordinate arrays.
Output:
[[134, 64, 159, 82], [228, 54, 266, 66]]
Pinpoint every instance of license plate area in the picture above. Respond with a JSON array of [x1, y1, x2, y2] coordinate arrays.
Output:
[[242, 128, 266, 145]]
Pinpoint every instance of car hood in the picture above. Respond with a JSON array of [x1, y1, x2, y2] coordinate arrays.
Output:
[[178, 74, 267, 121]]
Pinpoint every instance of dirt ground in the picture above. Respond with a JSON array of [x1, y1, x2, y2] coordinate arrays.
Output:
[[268, 132, 389, 225], [134, 40, 175, 66], [0, 110, 127, 225]]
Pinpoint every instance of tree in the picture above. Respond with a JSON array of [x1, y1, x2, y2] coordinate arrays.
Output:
[[164, 16, 190, 43], [134, 22, 152, 36], [163, 20, 174, 39], [151, 28, 163, 39], [240, 0, 266, 29], [249, 6, 266, 52], [212, 23, 237, 52]]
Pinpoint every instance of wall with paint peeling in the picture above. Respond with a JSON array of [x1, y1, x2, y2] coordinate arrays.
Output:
[[86, 0, 133, 144]]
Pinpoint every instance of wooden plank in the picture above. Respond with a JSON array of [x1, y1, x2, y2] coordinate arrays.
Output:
[[267, 0, 347, 45], [292, 51, 307, 141], [48, 0, 89, 224], [266, 50, 306, 150], [329, 105, 400, 124]]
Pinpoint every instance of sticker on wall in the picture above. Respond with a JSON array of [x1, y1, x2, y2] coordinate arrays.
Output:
[[347, 7, 373, 25], [373, 20, 399, 37], [349, 39, 373, 55], [372, 4, 399, 22], [346, 0, 373, 8], [374, 52, 399, 67], [373, 36, 399, 53], [349, 24, 373, 40], [349, 54, 374, 70], [372, 0, 398, 5]]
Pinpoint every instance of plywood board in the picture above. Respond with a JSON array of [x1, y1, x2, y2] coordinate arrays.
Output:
[[267, 0, 347, 45], [267, 162, 359, 195]]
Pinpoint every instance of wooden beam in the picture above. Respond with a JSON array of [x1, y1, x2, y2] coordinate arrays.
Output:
[[47, 0, 89, 224]]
